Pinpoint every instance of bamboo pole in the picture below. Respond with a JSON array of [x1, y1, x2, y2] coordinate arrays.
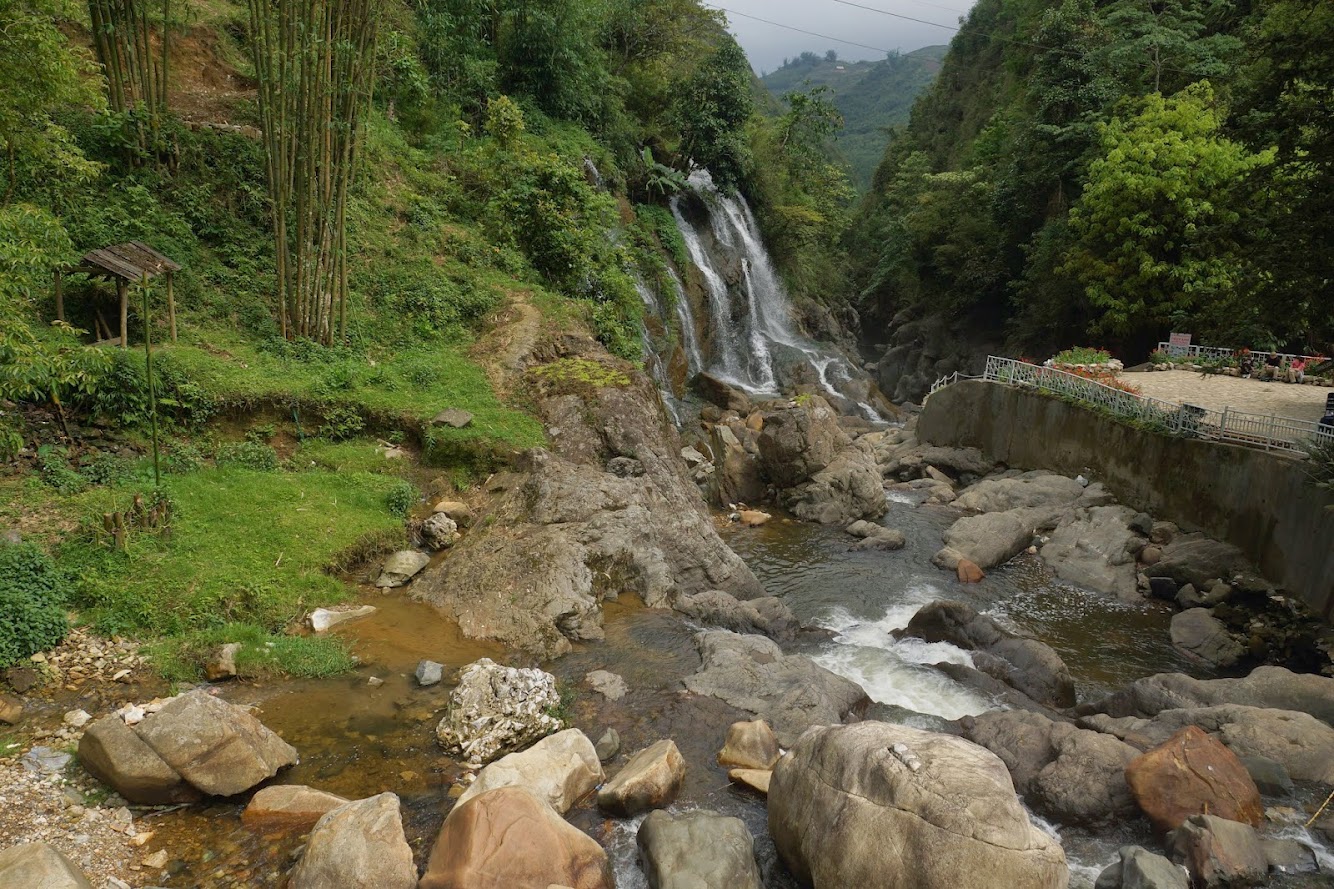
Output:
[[54, 270, 64, 323], [117, 279, 128, 348], [166, 270, 176, 341]]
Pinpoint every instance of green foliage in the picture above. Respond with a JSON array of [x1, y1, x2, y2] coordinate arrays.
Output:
[[38, 446, 88, 494], [318, 405, 367, 442], [216, 440, 281, 472], [1061, 84, 1272, 338], [384, 478, 419, 517], [672, 37, 754, 191], [148, 623, 356, 682], [0, 0, 103, 198], [0, 543, 71, 668], [1051, 347, 1113, 364], [528, 357, 632, 391]]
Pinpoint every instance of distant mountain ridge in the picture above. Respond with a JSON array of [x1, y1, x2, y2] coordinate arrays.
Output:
[[761, 46, 947, 190]]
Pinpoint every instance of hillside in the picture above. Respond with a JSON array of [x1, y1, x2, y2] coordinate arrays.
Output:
[[762, 47, 946, 189]]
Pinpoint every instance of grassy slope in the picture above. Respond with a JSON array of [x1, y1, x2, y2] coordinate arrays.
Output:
[[761, 47, 946, 189]]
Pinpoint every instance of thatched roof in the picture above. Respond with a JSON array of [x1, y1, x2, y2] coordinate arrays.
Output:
[[66, 241, 181, 281]]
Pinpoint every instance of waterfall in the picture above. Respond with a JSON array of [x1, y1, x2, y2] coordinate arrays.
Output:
[[664, 171, 883, 418], [634, 278, 684, 424]]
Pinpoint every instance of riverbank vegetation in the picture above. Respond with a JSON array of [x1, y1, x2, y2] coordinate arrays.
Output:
[[850, 0, 1334, 359], [0, 0, 860, 678]]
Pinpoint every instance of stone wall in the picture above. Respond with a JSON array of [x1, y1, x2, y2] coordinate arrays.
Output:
[[918, 380, 1334, 620]]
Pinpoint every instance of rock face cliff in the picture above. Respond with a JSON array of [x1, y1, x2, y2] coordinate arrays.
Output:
[[412, 335, 763, 658]]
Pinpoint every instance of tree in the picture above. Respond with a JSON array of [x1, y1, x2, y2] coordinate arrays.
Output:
[[1098, 0, 1241, 95], [1060, 83, 1271, 338], [247, 0, 382, 344], [672, 36, 753, 190], [0, 0, 102, 201]]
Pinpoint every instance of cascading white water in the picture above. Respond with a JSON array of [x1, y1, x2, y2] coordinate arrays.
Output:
[[666, 171, 882, 418]]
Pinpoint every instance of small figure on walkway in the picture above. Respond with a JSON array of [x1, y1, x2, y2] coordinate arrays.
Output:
[[1287, 356, 1306, 384], [1262, 352, 1283, 381], [1239, 349, 1254, 379]]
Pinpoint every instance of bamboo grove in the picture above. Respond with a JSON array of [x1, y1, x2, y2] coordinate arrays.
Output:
[[86, 0, 173, 159], [246, 0, 381, 345]]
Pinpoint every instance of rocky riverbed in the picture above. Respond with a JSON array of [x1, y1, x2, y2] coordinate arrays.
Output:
[[3, 345, 1334, 889]]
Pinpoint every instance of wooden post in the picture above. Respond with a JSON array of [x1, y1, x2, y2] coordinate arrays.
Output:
[[117, 279, 128, 348], [166, 271, 177, 342], [54, 270, 64, 322]]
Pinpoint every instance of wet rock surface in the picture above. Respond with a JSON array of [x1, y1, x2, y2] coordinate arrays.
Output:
[[769, 721, 1069, 889], [637, 808, 763, 889]]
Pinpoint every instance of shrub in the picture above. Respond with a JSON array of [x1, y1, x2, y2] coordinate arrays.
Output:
[[38, 445, 87, 493], [1052, 346, 1113, 365], [216, 440, 280, 471], [318, 405, 366, 442], [385, 479, 418, 517], [0, 543, 71, 668]]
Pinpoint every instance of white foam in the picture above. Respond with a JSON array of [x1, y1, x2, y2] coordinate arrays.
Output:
[[606, 812, 649, 889], [811, 601, 994, 720], [886, 490, 918, 505]]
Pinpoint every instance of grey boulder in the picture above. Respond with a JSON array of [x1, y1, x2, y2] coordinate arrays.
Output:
[[288, 792, 417, 889], [1170, 609, 1245, 668], [637, 809, 762, 889], [1094, 845, 1188, 889]]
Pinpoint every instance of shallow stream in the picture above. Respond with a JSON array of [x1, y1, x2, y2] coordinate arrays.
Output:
[[139, 499, 1333, 888]]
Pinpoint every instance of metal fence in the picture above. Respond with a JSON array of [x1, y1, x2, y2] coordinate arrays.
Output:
[[1156, 342, 1323, 365], [931, 356, 1328, 454]]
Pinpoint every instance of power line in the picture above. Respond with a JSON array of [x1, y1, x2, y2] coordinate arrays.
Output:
[[825, 0, 960, 32], [706, 5, 898, 55]]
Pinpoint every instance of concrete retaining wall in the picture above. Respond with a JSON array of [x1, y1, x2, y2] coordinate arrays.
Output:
[[918, 380, 1334, 619]]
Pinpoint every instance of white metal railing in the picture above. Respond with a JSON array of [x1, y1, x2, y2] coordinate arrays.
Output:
[[1156, 342, 1324, 366], [932, 356, 1328, 454]]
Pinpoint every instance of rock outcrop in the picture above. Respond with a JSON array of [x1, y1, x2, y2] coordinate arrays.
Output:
[[1085, 667, 1334, 726], [413, 345, 763, 658], [768, 722, 1068, 888], [1165, 815, 1267, 888], [288, 793, 417, 889], [1040, 505, 1141, 599], [637, 809, 762, 889], [682, 631, 869, 746], [1094, 846, 1188, 889]]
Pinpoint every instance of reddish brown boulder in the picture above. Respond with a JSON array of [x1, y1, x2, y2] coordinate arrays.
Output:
[[242, 785, 349, 831], [1125, 726, 1262, 833], [957, 559, 985, 584], [418, 786, 612, 889]]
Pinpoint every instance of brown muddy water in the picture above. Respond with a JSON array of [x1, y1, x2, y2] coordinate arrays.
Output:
[[135, 500, 1331, 888]]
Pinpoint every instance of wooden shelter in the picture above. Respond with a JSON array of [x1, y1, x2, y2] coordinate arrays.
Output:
[[54, 241, 181, 347]]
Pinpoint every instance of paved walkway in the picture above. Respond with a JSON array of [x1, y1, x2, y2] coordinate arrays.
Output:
[[1127, 370, 1331, 423]]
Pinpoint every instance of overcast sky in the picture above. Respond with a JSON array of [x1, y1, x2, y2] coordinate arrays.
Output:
[[713, 0, 974, 73]]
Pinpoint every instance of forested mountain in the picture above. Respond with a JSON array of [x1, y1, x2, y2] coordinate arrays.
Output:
[[849, 0, 1334, 374], [762, 47, 947, 189]]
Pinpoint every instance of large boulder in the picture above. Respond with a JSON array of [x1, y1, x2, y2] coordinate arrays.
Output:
[[597, 739, 686, 816], [954, 472, 1088, 513], [435, 659, 562, 766], [691, 372, 752, 414], [769, 722, 1068, 888], [1086, 667, 1334, 726], [706, 425, 764, 507], [242, 785, 349, 830], [1104, 705, 1334, 785], [1146, 534, 1256, 589], [374, 550, 430, 588], [756, 395, 849, 487], [1124, 726, 1262, 833], [718, 719, 780, 770], [672, 590, 798, 641], [455, 728, 603, 814], [961, 710, 1140, 826], [288, 793, 417, 889], [0, 842, 93, 889], [1040, 506, 1141, 599], [77, 714, 200, 805], [784, 446, 887, 525], [899, 601, 1076, 709], [1094, 846, 1188, 889], [134, 691, 298, 797], [1165, 815, 1267, 888], [418, 786, 613, 889], [637, 809, 762, 889], [682, 631, 869, 746], [1170, 609, 1245, 667], [940, 511, 1038, 570]]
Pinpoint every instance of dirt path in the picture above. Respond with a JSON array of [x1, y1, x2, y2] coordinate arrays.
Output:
[[473, 291, 543, 397], [1128, 370, 1331, 423]]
